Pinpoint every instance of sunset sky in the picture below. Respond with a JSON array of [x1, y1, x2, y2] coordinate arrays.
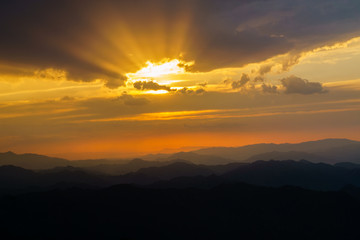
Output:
[[1, 0, 360, 159]]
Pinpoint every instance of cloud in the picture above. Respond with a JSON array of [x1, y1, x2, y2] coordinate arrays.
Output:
[[232, 74, 250, 89], [197, 82, 208, 87], [117, 93, 149, 106], [133, 81, 172, 91], [281, 76, 327, 95], [254, 76, 265, 82], [60, 96, 76, 101], [104, 75, 128, 89], [195, 88, 206, 94], [262, 84, 278, 94], [0, 0, 359, 81], [258, 64, 274, 75], [34, 68, 67, 81], [177, 87, 206, 95]]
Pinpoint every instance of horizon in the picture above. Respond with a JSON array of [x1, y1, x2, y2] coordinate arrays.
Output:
[[2, 137, 359, 160], [1, 0, 360, 159]]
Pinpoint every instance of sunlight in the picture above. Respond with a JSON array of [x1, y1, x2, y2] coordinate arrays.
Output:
[[127, 59, 194, 79], [144, 90, 169, 94]]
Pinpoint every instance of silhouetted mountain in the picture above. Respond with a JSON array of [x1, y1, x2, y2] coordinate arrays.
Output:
[[246, 150, 334, 163], [0, 165, 106, 193], [105, 162, 215, 185], [317, 143, 360, 163], [0, 161, 227, 191], [136, 161, 214, 179], [4, 159, 360, 192], [157, 151, 234, 165], [0, 165, 37, 188], [2, 138, 359, 171], [335, 162, 360, 169], [201, 162, 247, 175], [0, 151, 69, 169], [149, 175, 226, 189], [223, 160, 354, 190], [83, 158, 191, 175], [1, 183, 360, 240], [192, 138, 360, 163]]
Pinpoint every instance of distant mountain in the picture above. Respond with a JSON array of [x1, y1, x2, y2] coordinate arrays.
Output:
[[223, 160, 356, 190], [192, 138, 360, 164], [4, 158, 360, 192], [246, 151, 334, 163], [0, 161, 231, 191], [143, 160, 360, 191], [156, 151, 234, 165], [83, 158, 192, 175], [335, 162, 360, 169], [135, 162, 214, 180], [0, 165, 37, 188], [2, 138, 359, 170], [316, 143, 360, 163], [107, 162, 215, 185], [0, 151, 69, 169]]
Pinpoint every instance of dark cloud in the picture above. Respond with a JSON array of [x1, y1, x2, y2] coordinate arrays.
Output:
[[262, 84, 278, 94], [258, 64, 274, 75], [232, 74, 250, 89], [254, 76, 265, 82], [104, 75, 128, 89], [281, 76, 327, 95], [117, 93, 149, 106], [0, 0, 359, 81], [133, 81, 172, 91], [197, 82, 208, 87], [60, 96, 76, 101], [195, 88, 206, 94], [177, 87, 206, 95]]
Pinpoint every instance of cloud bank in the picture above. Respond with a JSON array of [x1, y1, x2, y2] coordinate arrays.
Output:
[[0, 0, 359, 87], [281, 76, 327, 95]]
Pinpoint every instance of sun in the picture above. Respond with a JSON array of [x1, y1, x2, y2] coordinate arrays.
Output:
[[127, 58, 194, 79]]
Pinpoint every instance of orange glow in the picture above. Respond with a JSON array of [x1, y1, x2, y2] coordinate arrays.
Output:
[[14, 127, 360, 160]]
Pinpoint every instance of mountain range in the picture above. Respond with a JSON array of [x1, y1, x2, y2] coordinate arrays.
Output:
[[1, 138, 360, 239], [1, 138, 360, 171]]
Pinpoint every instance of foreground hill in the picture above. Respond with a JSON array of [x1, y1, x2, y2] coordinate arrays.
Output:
[[1, 183, 360, 240]]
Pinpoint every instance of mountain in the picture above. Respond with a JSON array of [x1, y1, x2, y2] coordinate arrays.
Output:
[[0, 161, 229, 191], [335, 162, 360, 169], [135, 162, 214, 180], [156, 151, 233, 165], [144, 160, 360, 191], [106, 162, 216, 185], [246, 151, 334, 163], [83, 158, 192, 175], [0, 151, 69, 169], [2, 138, 359, 170], [223, 160, 354, 190], [317, 143, 360, 163], [4, 159, 360, 192], [192, 138, 360, 164]]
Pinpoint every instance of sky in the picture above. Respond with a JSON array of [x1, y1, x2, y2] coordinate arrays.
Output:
[[0, 0, 360, 159]]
